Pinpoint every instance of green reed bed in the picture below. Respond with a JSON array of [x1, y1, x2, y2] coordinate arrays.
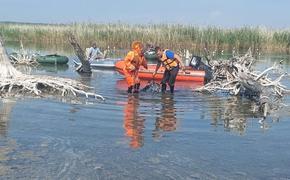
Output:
[[0, 22, 289, 53]]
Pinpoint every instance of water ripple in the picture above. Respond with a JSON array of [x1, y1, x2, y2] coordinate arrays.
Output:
[[1, 59, 290, 179]]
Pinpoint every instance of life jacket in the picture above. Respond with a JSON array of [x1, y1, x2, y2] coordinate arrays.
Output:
[[161, 50, 178, 70], [124, 51, 144, 71]]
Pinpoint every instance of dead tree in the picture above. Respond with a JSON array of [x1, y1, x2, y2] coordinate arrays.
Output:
[[9, 41, 38, 65], [0, 38, 104, 101], [67, 33, 92, 73], [196, 48, 290, 120]]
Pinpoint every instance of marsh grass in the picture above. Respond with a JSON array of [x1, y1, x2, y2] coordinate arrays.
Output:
[[1, 22, 289, 54]]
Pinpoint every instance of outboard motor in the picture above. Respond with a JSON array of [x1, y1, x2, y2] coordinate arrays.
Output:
[[190, 55, 213, 84], [143, 46, 158, 61], [189, 55, 202, 69]]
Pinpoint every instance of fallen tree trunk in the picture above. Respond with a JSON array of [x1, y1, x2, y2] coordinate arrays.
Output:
[[0, 38, 103, 101]]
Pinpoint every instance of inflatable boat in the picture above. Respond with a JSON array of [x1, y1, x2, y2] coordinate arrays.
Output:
[[115, 60, 206, 82], [35, 54, 69, 64]]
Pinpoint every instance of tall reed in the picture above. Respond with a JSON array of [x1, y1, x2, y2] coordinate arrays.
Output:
[[0, 22, 289, 53]]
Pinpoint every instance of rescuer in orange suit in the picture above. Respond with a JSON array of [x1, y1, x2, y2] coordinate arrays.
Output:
[[123, 41, 148, 93]]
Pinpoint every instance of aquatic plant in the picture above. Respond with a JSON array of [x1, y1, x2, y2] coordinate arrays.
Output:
[[0, 22, 289, 53]]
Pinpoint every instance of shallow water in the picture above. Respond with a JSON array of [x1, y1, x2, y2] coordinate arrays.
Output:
[[1, 52, 290, 179]]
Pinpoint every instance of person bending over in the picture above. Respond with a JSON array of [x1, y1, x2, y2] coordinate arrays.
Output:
[[153, 47, 184, 93]]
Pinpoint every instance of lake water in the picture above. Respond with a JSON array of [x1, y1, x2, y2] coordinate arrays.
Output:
[[1, 49, 290, 179]]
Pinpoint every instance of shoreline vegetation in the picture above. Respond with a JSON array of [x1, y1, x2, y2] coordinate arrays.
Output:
[[0, 22, 290, 54]]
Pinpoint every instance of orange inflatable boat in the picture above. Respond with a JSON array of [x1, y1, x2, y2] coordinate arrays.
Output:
[[115, 60, 205, 82], [116, 79, 204, 91]]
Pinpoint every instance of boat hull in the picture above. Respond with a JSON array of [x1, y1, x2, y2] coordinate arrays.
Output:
[[35, 54, 69, 64], [73, 59, 118, 69], [115, 60, 205, 82]]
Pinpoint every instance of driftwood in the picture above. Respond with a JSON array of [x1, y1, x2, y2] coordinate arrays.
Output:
[[195, 48, 290, 120], [67, 34, 91, 73], [0, 38, 104, 101], [8, 41, 38, 65]]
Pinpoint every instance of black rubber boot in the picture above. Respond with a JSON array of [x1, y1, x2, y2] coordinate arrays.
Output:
[[127, 86, 133, 93], [133, 83, 140, 93], [170, 85, 174, 93], [161, 84, 167, 93]]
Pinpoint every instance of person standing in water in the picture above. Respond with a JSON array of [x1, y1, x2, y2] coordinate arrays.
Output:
[[123, 41, 148, 93], [153, 47, 184, 93]]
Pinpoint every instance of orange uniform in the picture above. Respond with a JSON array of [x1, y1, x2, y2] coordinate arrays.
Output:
[[124, 41, 147, 93]]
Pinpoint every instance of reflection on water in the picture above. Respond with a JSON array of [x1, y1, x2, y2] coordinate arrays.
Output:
[[0, 99, 15, 137], [153, 94, 177, 139], [123, 93, 180, 148], [122, 94, 179, 148], [76, 72, 93, 87], [15, 64, 70, 75], [1, 49, 290, 179], [223, 97, 251, 134], [14, 65, 33, 75], [208, 95, 263, 135], [123, 95, 145, 149], [206, 94, 285, 135], [223, 97, 257, 134], [37, 64, 69, 72], [0, 99, 17, 176]]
